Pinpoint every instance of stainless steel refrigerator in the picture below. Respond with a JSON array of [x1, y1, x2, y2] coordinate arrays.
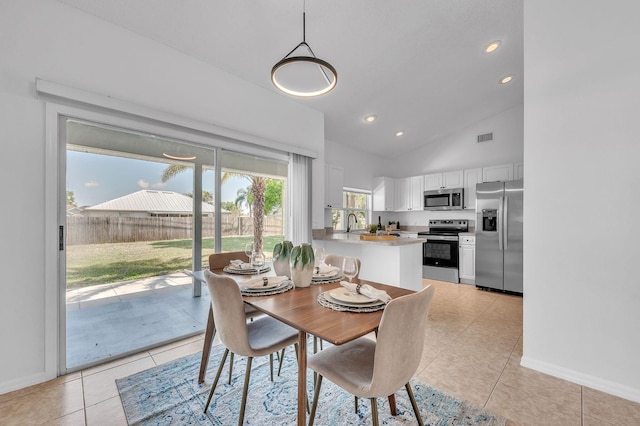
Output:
[[475, 180, 523, 294]]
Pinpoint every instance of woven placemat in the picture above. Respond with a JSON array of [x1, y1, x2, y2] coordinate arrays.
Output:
[[240, 280, 294, 297], [317, 291, 387, 312]]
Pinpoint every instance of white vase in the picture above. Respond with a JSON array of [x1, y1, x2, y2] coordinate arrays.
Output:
[[290, 264, 313, 288], [273, 258, 291, 278], [290, 243, 315, 288]]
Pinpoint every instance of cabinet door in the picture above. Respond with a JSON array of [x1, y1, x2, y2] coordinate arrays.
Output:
[[325, 164, 344, 208], [394, 177, 410, 211], [458, 244, 476, 280], [423, 173, 442, 191], [442, 170, 464, 188], [373, 177, 394, 211], [463, 168, 483, 210], [515, 163, 524, 180], [483, 164, 514, 182], [409, 175, 424, 210]]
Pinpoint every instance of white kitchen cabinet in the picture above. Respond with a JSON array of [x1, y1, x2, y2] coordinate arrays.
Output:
[[424, 170, 463, 191], [483, 164, 513, 182], [373, 176, 395, 211], [325, 164, 344, 208], [515, 162, 524, 180], [463, 168, 483, 210], [395, 175, 423, 211], [458, 235, 475, 284]]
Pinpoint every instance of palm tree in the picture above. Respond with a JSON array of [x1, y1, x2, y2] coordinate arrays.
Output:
[[161, 165, 268, 252]]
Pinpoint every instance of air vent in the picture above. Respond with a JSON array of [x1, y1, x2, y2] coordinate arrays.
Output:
[[477, 132, 494, 143]]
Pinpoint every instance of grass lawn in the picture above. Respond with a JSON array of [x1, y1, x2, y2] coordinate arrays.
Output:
[[66, 235, 284, 288]]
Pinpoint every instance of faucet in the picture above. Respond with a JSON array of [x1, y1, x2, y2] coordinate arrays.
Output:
[[346, 213, 358, 233]]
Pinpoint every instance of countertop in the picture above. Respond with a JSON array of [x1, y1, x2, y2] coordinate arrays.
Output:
[[313, 232, 426, 246]]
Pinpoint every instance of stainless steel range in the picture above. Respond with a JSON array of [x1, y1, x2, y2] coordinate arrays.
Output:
[[418, 219, 468, 283]]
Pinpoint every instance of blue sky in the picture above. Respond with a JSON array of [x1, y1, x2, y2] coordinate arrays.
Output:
[[67, 151, 248, 207]]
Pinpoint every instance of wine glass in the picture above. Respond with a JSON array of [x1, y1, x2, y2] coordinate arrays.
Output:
[[251, 250, 266, 277], [342, 257, 358, 285], [314, 247, 325, 267], [244, 243, 254, 262]]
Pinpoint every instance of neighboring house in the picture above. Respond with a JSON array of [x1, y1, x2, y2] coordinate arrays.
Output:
[[83, 190, 221, 218]]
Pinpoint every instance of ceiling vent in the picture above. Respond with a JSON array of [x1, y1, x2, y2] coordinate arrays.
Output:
[[477, 132, 494, 143]]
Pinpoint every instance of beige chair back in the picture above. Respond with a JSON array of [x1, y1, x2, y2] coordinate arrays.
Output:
[[208, 251, 249, 270], [369, 285, 435, 396], [324, 254, 361, 280], [204, 271, 255, 357]]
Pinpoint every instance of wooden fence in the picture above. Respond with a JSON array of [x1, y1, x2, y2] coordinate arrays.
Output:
[[66, 215, 284, 245]]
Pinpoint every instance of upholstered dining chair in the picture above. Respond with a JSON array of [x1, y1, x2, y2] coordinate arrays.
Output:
[[307, 285, 435, 426], [198, 251, 265, 383], [203, 270, 299, 425]]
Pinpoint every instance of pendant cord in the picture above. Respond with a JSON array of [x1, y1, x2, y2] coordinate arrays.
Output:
[[302, 0, 306, 43]]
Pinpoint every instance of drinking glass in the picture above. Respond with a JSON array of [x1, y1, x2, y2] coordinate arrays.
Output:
[[244, 243, 254, 261], [342, 257, 358, 284], [251, 251, 266, 277], [314, 247, 325, 267]]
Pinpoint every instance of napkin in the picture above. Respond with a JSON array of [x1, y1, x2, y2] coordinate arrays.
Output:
[[242, 276, 288, 289], [340, 281, 391, 303], [229, 259, 254, 270], [314, 263, 339, 275]]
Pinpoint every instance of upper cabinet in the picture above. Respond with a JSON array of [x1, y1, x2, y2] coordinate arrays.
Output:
[[463, 168, 483, 209], [373, 177, 395, 211], [395, 176, 423, 211], [324, 164, 344, 209], [424, 170, 464, 191], [483, 163, 513, 183]]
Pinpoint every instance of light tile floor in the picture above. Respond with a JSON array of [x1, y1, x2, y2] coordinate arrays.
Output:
[[1, 279, 639, 425]]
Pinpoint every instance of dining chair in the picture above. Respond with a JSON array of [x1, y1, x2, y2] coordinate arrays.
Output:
[[203, 270, 300, 425], [307, 285, 435, 426], [324, 254, 361, 280], [198, 251, 264, 383]]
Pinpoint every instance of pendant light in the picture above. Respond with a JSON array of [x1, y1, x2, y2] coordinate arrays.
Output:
[[271, 0, 337, 97]]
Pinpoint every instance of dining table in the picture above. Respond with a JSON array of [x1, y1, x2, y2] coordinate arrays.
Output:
[[199, 264, 414, 426]]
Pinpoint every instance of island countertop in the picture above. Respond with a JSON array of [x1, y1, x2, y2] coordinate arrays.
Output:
[[313, 232, 426, 246]]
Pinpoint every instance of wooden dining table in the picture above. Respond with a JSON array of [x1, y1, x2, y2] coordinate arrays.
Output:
[[200, 266, 414, 426]]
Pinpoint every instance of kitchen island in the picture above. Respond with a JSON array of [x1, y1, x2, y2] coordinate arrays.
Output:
[[312, 232, 426, 291]]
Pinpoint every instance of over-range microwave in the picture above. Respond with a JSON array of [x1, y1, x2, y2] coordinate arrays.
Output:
[[423, 188, 464, 210]]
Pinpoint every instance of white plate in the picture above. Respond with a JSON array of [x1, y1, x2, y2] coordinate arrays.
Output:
[[313, 271, 339, 278], [223, 265, 270, 275], [242, 280, 288, 292], [329, 288, 380, 304], [323, 291, 385, 308]]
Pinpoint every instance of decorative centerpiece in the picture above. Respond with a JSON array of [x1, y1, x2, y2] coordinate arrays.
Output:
[[272, 240, 293, 278], [290, 243, 315, 288]]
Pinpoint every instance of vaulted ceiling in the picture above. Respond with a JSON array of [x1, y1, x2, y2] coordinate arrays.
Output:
[[58, 0, 523, 158]]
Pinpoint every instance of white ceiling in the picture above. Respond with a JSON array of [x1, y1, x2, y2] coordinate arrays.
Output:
[[58, 0, 523, 159]]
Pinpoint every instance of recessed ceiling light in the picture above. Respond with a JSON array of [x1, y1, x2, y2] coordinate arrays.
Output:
[[500, 75, 514, 84], [162, 153, 197, 161], [396, 131, 404, 137], [364, 115, 377, 123], [485, 40, 502, 53]]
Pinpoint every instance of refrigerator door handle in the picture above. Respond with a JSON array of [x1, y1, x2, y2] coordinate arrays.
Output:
[[503, 195, 509, 250], [498, 196, 504, 250]]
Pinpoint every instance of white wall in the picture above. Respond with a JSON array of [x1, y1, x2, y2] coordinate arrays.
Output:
[[0, 0, 324, 393], [523, 1, 640, 402]]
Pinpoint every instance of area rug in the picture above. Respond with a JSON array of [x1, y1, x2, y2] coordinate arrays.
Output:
[[116, 344, 506, 425]]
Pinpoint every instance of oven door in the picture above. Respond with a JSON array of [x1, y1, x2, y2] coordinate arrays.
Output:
[[423, 236, 459, 268]]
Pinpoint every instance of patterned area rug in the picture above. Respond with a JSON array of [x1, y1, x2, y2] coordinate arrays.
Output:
[[116, 344, 507, 425]]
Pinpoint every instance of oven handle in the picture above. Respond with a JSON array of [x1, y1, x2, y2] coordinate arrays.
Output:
[[498, 196, 504, 251], [423, 235, 459, 242]]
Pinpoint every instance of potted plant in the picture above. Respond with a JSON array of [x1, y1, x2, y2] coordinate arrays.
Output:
[[290, 243, 315, 288]]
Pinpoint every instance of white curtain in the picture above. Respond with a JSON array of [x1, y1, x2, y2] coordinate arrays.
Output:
[[288, 153, 312, 245]]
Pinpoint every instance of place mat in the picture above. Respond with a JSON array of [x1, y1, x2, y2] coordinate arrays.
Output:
[[241, 280, 293, 296], [223, 265, 271, 275], [317, 291, 387, 312]]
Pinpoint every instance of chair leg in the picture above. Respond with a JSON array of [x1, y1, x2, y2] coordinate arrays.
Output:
[[238, 357, 253, 426], [277, 348, 285, 376], [270, 353, 274, 382], [204, 348, 229, 413], [308, 374, 323, 426], [405, 383, 424, 426], [354, 396, 358, 413], [228, 352, 235, 385], [370, 398, 379, 426]]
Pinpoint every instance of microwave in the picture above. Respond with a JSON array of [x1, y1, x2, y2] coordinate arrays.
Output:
[[423, 188, 464, 210]]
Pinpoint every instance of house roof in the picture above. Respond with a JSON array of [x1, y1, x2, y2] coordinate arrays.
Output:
[[86, 190, 218, 214]]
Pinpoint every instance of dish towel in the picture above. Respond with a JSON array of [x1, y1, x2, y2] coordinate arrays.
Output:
[[242, 276, 289, 288], [315, 263, 339, 274], [229, 259, 254, 269], [340, 281, 391, 303]]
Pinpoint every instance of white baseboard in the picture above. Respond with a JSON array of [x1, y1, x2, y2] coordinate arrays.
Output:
[[520, 355, 640, 404], [0, 371, 52, 396]]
